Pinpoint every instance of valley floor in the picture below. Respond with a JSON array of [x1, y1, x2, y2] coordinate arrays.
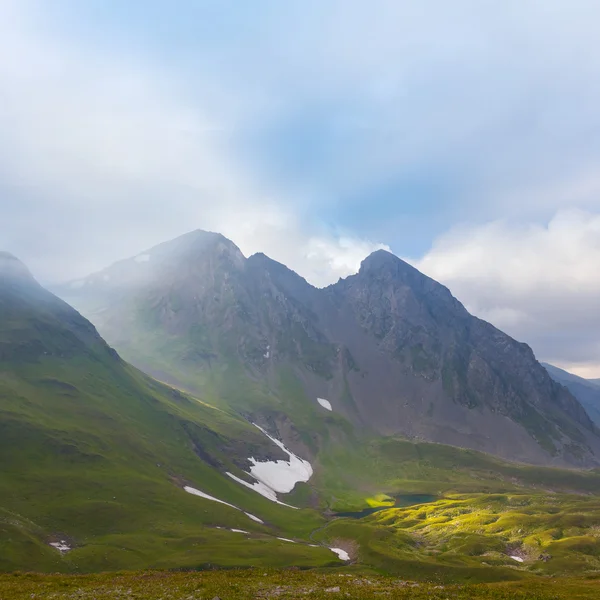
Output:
[[2, 570, 599, 600]]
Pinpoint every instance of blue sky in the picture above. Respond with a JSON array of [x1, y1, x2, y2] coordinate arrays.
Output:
[[2, 0, 600, 374]]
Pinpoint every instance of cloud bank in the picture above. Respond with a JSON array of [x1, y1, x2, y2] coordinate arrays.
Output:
[[0, 0, 385, 287], [415, 210, 600, 376], [2, 1, 600, 374]]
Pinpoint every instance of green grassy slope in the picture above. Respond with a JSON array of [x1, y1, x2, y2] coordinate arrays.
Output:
[[0, 261, 331, 572], [315, 437, 600, 511]]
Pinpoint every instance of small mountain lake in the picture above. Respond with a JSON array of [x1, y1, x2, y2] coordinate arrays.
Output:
[[334, 494, 438, 518]]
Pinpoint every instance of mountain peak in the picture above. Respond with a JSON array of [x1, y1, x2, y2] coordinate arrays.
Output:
[[162, 229, 245, 265], [359, 249, 421, 279], [0, 251, 37, 285]]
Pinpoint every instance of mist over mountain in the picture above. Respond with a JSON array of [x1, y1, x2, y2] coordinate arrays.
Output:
[[54, 230, 600, 468]]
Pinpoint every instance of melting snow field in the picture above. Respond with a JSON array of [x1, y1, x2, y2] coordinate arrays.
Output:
[[510, 555, 524, 563], [276, 537, 297, 543], [317, 397, 332, 411], [330, 547, 350, 561], [49, 541, 71, 553], [227, 424, 313, 507], [183, 486, 264, 524]]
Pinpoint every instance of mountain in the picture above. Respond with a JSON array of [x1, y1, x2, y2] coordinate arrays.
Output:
[[0, 251, 339, 572], [6, 250, 600, 577], [54, 230, 600, 468], [543, 363, 600, 427]]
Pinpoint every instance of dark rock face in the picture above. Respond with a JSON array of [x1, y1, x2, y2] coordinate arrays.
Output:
[[53, 231, 600, 467]]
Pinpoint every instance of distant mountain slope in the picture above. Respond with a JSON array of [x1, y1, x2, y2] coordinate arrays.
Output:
[[0, 252, 336, 572], [54, 230, 600, 468], [543, 363, 600, 427]]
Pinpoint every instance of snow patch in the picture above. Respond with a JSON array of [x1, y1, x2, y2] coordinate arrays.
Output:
[[244, 512, 264, 524], [184, 486, 238, 510], [134, 253, 151, 263], [226, 423, 313, 507], [250, 424, 313, 493], [50, 540, 71, 553], [510, 555, 524, 563], [277, 537, 296, 543], [330, 547, 350, 561], [183, 486, 263, 524], [230, 529, 249, 534], [264, 344, 270, 359], [317, 397, 332, 411], [226, 472, 296, 508]]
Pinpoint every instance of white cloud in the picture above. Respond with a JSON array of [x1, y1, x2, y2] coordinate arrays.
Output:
[[414, 209, 600, 375], [0, 1, 384, 287], [3, 0, 600, 374]]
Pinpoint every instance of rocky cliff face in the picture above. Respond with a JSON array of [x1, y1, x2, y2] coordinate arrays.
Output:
[[54, 230, 600, 467]]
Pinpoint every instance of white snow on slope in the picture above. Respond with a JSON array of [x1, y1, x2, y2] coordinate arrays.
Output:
[[277, 537, 297, 543], [50, 540, 71, 553], [184, 485, 238, 509], [226, 472, 297, 508], [510, 555, 524, 563], [230, 529, 249, 534], [330, 547, 350, 561], [317, 397, 332, 411], [134, 253, 151, 263], [250, 424, 313, 493], [244, 512, 264, 523], [183, 485, 263, 524], [226, 423, 313, 506]]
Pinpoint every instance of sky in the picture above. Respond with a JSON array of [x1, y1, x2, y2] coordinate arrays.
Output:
[[2, 0, 600, 376]]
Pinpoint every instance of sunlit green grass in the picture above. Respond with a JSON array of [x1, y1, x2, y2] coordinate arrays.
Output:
[[314, 492, 600, 581]]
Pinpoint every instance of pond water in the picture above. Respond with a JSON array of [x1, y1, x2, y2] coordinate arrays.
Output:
[[334, 494, 438, 518]]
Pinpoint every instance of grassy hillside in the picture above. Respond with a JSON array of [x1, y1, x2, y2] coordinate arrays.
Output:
[[0, 347, 341, 571], [315, 437, 600, 511], [4, 348, 600, 573], [0, 262, 335, 572]]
